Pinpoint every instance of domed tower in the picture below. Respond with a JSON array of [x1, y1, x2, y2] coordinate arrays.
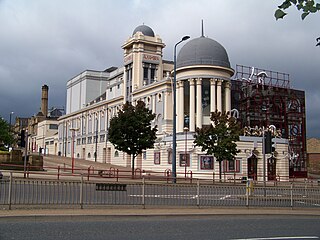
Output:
[[175, 32, 234, 132], [122, 24, 165, 103]]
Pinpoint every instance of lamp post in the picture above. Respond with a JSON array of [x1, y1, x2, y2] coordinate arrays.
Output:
[[172, 35, 190, 183], [70, 128, 79, 173], [9, 111, 14, 150], [94, 117, 98, 162], [184, 127, 189, 179]]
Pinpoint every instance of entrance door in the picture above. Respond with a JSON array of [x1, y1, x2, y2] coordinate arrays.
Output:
[[268, 157, 276, 180], [247, 156, 257, 180]]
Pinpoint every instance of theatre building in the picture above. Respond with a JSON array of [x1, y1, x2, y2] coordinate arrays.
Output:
[[58, 24, 296, 181]]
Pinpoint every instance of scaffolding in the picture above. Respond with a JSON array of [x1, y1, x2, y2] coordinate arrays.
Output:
[[232, 65, 307, 177]]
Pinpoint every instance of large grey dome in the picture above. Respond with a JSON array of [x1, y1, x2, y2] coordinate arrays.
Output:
[[177, 36, 231, 69], [133, 25, 155, 37]]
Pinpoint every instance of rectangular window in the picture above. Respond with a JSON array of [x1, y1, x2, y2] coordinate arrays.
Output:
[[150, 68, 155, 81], [82, 138, 86, 144], [154, 152, 160, 165], [77, 139, 81, 145], [200, 155, 214, 170], [224, 158, 241, 173], [100, 134, 105, 142], [87, 137, 92, 144], [143, 67, 149, 80]]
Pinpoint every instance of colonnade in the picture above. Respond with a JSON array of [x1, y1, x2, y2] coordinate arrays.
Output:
[[176, 78, 231, 132]]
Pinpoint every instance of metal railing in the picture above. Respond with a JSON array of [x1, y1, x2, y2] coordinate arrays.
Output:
[[1, 174, 319, 210]]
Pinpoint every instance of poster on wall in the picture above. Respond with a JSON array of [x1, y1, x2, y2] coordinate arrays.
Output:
[[154, 152, 160, 165], [200, 156, 214, 170], [179, 153, 190, 167]]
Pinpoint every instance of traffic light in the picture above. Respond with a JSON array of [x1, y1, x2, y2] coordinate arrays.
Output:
[[264, 131, 272, 154], [17, 130, 26, 148], [271, 138, 276, 153]]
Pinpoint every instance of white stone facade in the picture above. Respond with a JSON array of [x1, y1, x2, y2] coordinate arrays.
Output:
[[56, 25, 289, 181]]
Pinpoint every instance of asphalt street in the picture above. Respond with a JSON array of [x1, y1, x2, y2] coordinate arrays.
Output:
[[0, 215, 319, 240]]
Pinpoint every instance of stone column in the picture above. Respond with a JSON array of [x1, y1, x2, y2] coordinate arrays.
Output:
[[225, 81, 231, 114], [189, 79, 195, 132], [177, 81, 184, 133], [216, 79, 222, 112], [210, 78, 216, 113], [196, 78, 202, 128]]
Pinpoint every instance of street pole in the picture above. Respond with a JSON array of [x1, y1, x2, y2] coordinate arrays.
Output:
[[95, 117, 98, 162], [262, 126, 266, 196], [72, 129, 75, 173], [9, 112, 14, 150], [172, 35, 190, 184], [70, 128, 79, 173], [23, 130, 28, 178], [184, 127, 188, 179]]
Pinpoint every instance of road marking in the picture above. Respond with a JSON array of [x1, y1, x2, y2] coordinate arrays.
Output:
[[232, 236, 319, 240], [129, 194, 236, 200], [220, 195, 231, 200]]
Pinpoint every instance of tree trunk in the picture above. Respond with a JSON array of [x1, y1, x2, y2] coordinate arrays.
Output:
[[131, 154, 135, 179]]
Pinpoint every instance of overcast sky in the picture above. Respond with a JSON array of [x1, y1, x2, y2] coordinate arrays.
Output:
[[0, 0, 319, 138]]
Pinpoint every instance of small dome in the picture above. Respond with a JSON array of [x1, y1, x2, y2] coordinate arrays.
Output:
[[133, 24, 155, 37], [177, 36, 231, 69]]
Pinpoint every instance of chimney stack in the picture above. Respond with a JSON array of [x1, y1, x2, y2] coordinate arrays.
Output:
[[41, 85, 49, 117]]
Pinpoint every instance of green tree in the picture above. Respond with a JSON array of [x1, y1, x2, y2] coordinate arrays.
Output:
[[194, 111, 241, 181], [275, 0, 320, 20], [108, 101, 157, 177], [0, 117, 14, 151]]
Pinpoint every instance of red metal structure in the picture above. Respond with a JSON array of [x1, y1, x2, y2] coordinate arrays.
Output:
[[231, 65, 307, 177]]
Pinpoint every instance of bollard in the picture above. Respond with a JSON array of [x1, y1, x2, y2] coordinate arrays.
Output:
[[246, 179, 254, 196], [57, 166, 60, 180]]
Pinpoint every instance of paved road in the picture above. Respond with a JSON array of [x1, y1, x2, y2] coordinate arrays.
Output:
[[0, 215, 319, 240]]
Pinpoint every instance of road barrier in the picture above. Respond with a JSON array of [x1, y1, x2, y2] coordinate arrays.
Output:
[[0, 175, 319, 210]]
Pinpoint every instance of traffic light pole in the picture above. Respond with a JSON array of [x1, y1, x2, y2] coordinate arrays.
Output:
[[23, 130, 28, 178], [262, 127, 266, 197]]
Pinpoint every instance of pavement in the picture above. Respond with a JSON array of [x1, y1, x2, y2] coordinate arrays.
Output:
[[1, 207, 320, 220]]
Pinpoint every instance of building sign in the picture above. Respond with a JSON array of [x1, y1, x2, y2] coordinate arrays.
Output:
[[143, 54, 160, 64], [124, 54, 133, 65], [179, 153, 190, 167]]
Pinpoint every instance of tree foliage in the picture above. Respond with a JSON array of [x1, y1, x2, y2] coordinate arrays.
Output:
[[275, 0, 320, 20], [108, 101, 157, 176], [0, 117, 14, 150], [193, 111, 241, 180]]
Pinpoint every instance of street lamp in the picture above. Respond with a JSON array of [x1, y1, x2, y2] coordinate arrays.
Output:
[[184, 127, 189, 179], [9, 112, 14, 150], [94, 117, 98, 162], [172, 35, 190, 183], [70, 127, 79, 173]]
